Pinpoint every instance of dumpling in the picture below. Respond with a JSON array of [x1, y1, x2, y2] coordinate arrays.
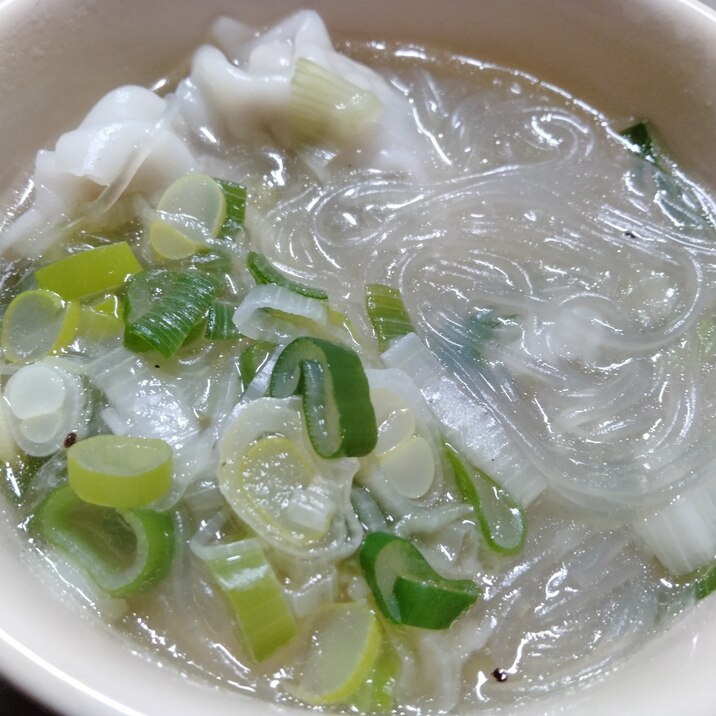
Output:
[[3, 86, 194, 255]]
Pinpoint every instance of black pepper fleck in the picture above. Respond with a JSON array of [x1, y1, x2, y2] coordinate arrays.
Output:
[[64, 432, 78, 448], [491, 668, 508, 683], [154, 364, 161, 369], [623, 230, 637, 239]]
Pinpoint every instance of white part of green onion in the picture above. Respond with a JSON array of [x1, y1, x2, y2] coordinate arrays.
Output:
[[360, 369, 445, 513], [394, 503, 473, 539], [289, 57, 383, 146], [232, 284, 328, 342], [284, 482, 336, 537], [285, 569, 337, 619], [5, 363, 67, 419], [156, 173, 226, 237], [372, 386, 417, 455], [377, 436, 435, 500], [20, 414, 65, 444], [0, 396, 17, 460], [219, 396, 362, 559], [188, 509, 234, 562], [42, 546, 129, 623], [366, 369, 444, 457], [287, 602, 381, 705], [382, 334, 547, 507], [238, 349, 280, 404], [351, 486, 389, 533], [633, 478, 716, 574], [4, 361, 84, 456], [221, 396, 307, 465]]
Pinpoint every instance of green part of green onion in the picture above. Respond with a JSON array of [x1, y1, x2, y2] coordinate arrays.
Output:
[[619, 121, 660, 166], [215, 178, 247, 238], [359, 531, 479, 630], [35, 242, 143, 300], [67, 434, 173, 509], [619, 121, 714, 230], [1, 455, 47, 503], [238, 340, 276, 387], [348, 639, 399, 714], [365, 284, 414, 352], [123, 269, 220, 358], [203, 539, 296, 661], [445, 443, 526, 555], [205, 302, 241, 340], [697, 318, 716, 358], [464, 309, 517, 359], [269, 336, 377, 458], [32, 485, 175, 598], [351, 485, 389, 533], [695, 564, 716, 600], [188, 248, 233, 276], [246, 251, 328, 300]]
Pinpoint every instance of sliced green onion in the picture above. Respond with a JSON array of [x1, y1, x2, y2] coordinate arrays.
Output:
[[697, 318, 716, 358], [35, 242, 143, 300], [348, 639, 398, 714], [124, 269, 220, 357], [377, 436, 435, 500], [351, 485, 389, 533], [1, 289, 81, 363], [1, 453, 45, 502], [246, 251, 328, 300], [232, 434, 321, 539], [463, 309, 517, 359], [149, 221, 202, 260], [4, 361, 83, 457], [5, 363, 67, 420], [239, 341, 276, 386], [288, 603, 381, 705], [201, 538, 296, 661], [365, 284, 414, 352], [91, 293, 124, 320], [32, 485, 174, 597], [445, 443, 526, 555], [215, 178, 247, 238], [78, 305, 125, 344], [67, 434, 173, 508], [269, 337, 377, 458], [189, 248, 233, 276], [154, 173, 227, 242], [232, 285, 328, 342], [620, 121, 660, 166], [205, 302, 241, 340], [0, 397, 18, 463], [218, 397, 349, 553], [289, 57, 383, 145], [621, 121, 715, 231], [391, 577, 476, 629], [695, 563, 716, 600], [327, 306, 367, 351], [359, 531, 479, 629]]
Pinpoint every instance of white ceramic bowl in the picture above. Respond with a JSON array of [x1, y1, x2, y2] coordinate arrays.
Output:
[[0, 1, 715, 715]]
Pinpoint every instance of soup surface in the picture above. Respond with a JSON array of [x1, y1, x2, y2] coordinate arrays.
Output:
[[1, 10, 716, 715]]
